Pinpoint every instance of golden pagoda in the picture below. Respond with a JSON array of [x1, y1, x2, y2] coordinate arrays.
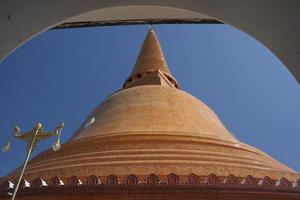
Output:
[[1, 28, 300, 200]]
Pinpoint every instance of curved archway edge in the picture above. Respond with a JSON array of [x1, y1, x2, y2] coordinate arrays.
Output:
[[1, 0, 299, 83]]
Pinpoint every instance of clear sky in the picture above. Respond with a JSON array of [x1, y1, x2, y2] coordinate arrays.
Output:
[[0, 24, 300, 177]]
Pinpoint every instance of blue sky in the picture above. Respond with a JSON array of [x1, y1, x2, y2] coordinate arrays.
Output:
[[0, 24, 299, 176]]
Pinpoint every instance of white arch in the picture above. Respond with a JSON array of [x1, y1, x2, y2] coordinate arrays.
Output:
[[1, 0, 299, 82]]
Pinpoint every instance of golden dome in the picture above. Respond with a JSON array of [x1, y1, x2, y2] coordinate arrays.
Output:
[[6, 28, 300, 183], [7, 85, 299, 181], [71, 85, 235, 142]]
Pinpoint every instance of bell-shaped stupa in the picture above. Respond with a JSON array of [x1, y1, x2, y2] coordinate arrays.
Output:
[[1, 28, 300, 200]]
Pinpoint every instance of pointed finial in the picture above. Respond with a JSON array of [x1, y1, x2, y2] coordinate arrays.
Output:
[[122, 28, 179, 89], [129, 28, 172, 77]]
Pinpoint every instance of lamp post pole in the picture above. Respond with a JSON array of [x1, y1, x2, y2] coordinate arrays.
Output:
[[11, 123, 41, 200], [2, 122, 64, 200]]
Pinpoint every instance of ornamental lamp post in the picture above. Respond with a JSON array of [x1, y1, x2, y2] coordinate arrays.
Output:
[[2, 122, 64, 200]]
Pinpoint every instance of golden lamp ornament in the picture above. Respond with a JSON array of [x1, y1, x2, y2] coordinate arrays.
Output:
[[2, 122, 64, 200]]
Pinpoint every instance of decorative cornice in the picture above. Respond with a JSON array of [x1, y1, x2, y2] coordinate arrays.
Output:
[[1, 173, 300, 197]]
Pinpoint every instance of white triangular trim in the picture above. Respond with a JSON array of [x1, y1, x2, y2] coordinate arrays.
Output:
[[58, 179, 64, 186], [41, 179, 48, 186], [24, 179, 30, 188], [8, 181, 14, 189]]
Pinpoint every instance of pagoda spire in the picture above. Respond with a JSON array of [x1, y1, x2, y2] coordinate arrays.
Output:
[[123, 27, 179, 89]]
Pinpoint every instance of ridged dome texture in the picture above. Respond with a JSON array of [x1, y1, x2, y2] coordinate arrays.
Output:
[[5, 28, 300, 185]]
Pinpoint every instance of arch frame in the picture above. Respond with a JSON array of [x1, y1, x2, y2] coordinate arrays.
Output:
[[1, 0, 299, 82]]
